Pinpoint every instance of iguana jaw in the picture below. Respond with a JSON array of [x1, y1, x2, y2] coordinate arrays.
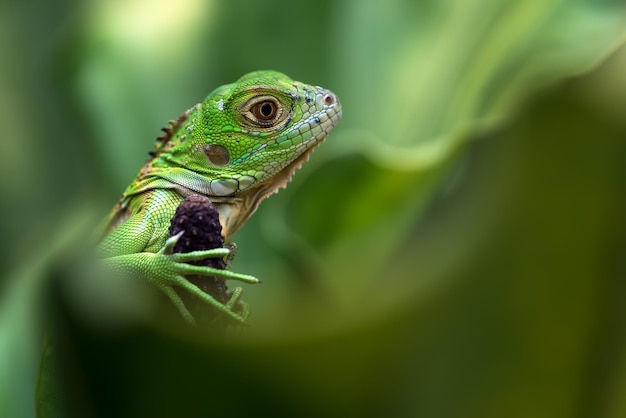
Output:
[[214, 136, 325, 238]]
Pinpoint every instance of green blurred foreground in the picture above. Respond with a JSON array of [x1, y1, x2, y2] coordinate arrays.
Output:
[[1, 1, 625, 417]]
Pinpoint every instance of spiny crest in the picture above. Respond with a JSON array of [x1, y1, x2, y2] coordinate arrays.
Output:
[[148, 108, 193, 159]]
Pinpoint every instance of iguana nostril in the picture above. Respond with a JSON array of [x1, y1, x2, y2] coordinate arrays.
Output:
[[323, 94, 335, 106]]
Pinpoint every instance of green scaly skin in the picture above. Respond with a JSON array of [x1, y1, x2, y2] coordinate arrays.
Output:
[[98, 71, 342, 325]]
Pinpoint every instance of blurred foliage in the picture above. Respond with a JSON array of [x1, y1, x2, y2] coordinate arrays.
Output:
[[1, 0, 626, 417]]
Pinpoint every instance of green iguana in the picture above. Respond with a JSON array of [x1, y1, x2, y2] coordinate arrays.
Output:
[[98, 70, 342, 325]]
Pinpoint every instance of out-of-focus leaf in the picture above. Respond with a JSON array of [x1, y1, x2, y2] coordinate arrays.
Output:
[[0, 208, 96, 418], [268, 0, 626, 312], [334, 0, 626, 165]]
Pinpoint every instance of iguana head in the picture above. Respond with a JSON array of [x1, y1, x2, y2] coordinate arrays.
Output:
[[152, 70, 342, 237]]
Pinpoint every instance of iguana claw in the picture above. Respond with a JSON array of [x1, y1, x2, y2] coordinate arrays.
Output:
[[159, 231, 183, 255]]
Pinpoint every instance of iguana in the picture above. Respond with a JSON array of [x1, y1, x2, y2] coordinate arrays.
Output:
[[98, 70, 342, 325]]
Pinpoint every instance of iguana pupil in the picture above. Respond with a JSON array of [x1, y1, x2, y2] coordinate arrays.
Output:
[[252, 100, 277, 121], [260, 102, 273, 117]]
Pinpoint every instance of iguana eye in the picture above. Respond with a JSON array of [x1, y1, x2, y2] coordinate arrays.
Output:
[[240, 94, 287, 128], [250, 100, 278, 121]]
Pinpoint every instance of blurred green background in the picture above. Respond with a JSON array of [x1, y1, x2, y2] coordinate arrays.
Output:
[[1, 0, 626, 417]]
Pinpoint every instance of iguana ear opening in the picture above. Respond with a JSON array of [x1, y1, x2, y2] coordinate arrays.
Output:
[[204, 144, 231, 166]]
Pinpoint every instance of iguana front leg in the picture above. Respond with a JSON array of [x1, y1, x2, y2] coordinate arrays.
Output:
[[99, 208, 258, 325]]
